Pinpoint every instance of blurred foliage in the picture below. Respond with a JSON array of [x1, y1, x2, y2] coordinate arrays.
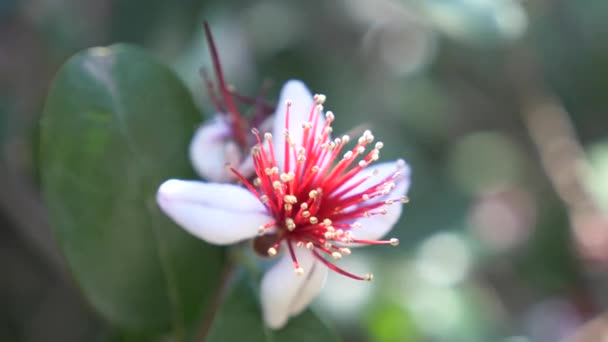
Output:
[[1, 0, 608, 341]]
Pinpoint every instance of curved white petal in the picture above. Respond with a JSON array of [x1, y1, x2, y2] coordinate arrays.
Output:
[[344, 160, 411, 242], [271, 80, 322, 171], [288, 259, 328, 317], [189, 116, 243, 182], [260, 246, 316, 329], [156, 180, 271, 245]]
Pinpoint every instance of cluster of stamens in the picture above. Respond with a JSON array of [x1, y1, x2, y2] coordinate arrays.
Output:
[[231, 94, 407, 281]]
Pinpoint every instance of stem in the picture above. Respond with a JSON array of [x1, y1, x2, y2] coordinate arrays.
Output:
[[195, 258, 236, 341]]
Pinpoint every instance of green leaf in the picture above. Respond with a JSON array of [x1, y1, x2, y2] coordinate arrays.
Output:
[[207, 272, 340, 342], [40, 44, 225, 334]]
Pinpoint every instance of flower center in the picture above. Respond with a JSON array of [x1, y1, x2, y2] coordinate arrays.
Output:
[[231, 94, 407, 280]]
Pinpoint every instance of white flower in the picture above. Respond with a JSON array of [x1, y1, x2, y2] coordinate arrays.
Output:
[[157, 80, 411, 329], [189, 113, 273, 182]]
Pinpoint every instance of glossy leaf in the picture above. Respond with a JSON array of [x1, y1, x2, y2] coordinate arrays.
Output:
[[40, 44, 224, 333]]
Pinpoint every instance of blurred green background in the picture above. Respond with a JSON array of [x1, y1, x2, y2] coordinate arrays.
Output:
[[3, 0, 608, 341]]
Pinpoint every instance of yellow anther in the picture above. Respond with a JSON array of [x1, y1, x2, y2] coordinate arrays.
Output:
[[285, 218, 296, 231]]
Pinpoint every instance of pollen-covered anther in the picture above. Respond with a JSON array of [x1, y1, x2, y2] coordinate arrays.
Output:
[[381, 182, 395, 195], [358, 131, 374, 145], [285, 218, 296, 231], [362, 194, 370, 201], [340, 248, 351, 255], [324, 231, 333, 239], [325, 111, 335, 121], [343, 151, 353, 160], [264, 132, 272, 141], [300, 202, 309, 210], [258, 226, 266, 235], [315, 104, 323, 113], [309, 189, 319, 199], [302, 121, 313, 130], [311, 166, 320, 173], [401, 196, 410, 204], [322, 218, 332, 226], [309, 216, 319, 225], [284, 195, 298, 204], [260, 195, 269, 203], [302, 210, 311, 218], [280, 173, 291, 183], [295, 266, 304, 275], [251, 127, 260, 135], [375, 142, 384, 149], [284, 204, 293, 211], [390, 238, 400, 246], [331, 251, 342, 259], [364, 273, 374, 281], [267, 247, 277, 257], [253, 177, 261, 187], [296, 241, 304, 248], [306, 242, 314, 249], [314, 94, 326, 104], [272, 180, 282, 190]]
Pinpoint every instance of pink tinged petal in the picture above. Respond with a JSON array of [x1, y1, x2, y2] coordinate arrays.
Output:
[[271, 80, 324, 170], [260, 246, 317, 329], [189, 116, 243, 182], [346, 160, 412, 242], [156, 180, 272, 245], [288, 259, 328, 317]]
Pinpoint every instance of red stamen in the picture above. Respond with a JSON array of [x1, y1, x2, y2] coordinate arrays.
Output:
[[234, 92, 405, 280]]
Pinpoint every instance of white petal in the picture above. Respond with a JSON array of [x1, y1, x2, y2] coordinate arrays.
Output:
[[345, 160, 411, 242], [271, 80, 322, 171], [260, 246, 316, 329], [288, 259, 328, 317], [156, 180, 271, 245], [189, 116, 243, 182]]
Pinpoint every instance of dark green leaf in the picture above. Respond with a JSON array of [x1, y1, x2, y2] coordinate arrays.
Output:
[[207, 272, 340, 342], [40, 44, 224, 334]]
